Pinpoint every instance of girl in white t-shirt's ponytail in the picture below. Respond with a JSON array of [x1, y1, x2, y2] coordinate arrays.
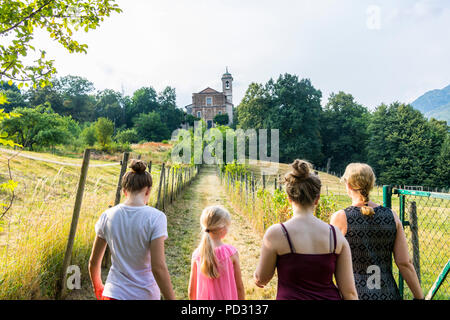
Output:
[[89, 159, 176, 300]]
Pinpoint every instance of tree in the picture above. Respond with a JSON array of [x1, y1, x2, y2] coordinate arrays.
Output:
[[94, 117, 114, 147], [214, 113, 229, 126], [367, 102, 447, 187], [94, 89, 125, 127], [54, 75, 95, 122], [157, 86, 183, 132], [133, 112, 170, 142], [125, 87, 159, 127], [80, 124, 96, 146], [320, 92, 370, 173], [0, 0, 122, 88], [115, 128, 139, 144], [1, 103, 73, 150], [434, 133, 450, 188], [237, 82, 272, 129]]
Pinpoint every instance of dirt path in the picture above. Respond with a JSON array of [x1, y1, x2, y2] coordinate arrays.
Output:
[[165, 165, 277, 300], [69, 165, 277, 300]]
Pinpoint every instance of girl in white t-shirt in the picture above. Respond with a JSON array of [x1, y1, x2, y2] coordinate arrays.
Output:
[[88, 159, 175, 300]]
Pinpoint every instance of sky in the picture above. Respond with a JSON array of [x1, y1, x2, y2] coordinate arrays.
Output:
[[31, 0, 450, 110]]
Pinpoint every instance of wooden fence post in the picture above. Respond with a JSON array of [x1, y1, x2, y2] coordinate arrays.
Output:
[[156, 163, 165, 209], [262, 174, 266, 190], [103, 151, 129, 268], [163, 166, 170, 210], [57, 149, 91, 299], [409, 201, 421, 284], [251, 173, 255, 207], [274, 176, 277, 191], [245, 173, 248, 205], [148, 161, 152, 173], [170, 167, 175, 203]]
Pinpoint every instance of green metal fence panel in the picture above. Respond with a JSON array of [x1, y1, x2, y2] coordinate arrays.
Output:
[[390, 188, 450, 300]]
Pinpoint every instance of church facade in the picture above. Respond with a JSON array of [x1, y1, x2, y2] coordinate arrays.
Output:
[[185, 69, 234, 128]]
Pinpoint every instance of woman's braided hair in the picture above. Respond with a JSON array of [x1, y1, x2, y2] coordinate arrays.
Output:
[[341, 163, 376, 216]]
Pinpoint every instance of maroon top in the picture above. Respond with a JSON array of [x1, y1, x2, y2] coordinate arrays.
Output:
[[276, 223, 342, 300]]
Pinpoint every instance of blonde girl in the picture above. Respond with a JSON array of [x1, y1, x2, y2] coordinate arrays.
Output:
[[188, 205, 245, 300]]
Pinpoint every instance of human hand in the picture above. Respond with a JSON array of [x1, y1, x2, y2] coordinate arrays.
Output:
[[93, 282, 104, 300]]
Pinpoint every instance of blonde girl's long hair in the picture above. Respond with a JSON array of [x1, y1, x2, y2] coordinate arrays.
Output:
[[341, 163, 376, 216], [198, 205, 231, 279]]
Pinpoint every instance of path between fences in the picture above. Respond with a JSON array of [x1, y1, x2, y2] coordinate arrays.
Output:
[[69, 165, 276, 300]]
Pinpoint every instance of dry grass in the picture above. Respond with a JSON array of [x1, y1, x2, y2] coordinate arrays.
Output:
[[0, 147, 169, 299]]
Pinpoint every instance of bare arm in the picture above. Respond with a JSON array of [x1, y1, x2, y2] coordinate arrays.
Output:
[[254, 226, 278, 288], [330, 210, 347, 236], [392, 211, 424, 299], [231, 252, 245, 300], [188, 258, 197, 300], [150, 236, 176, 300], [334, 231, 358, 300], [88, 236, 107, 300]]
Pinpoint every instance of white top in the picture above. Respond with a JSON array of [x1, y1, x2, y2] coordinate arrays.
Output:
[[95, 203, 168, 300]]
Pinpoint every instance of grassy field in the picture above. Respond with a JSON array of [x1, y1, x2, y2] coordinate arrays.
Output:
[[0, 146, 172, 299]]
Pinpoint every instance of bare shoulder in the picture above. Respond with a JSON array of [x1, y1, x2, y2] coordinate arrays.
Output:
[[264, 223, 283, 241], [330, 210, 347, 227]]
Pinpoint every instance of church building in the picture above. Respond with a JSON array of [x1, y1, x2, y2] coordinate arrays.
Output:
[[185, 69, 234, 128]]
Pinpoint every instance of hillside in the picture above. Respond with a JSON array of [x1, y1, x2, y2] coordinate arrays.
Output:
[[411, 85, 450, 124]]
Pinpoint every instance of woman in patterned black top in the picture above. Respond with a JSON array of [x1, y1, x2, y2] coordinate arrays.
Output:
[[330, 163, 424, 300]]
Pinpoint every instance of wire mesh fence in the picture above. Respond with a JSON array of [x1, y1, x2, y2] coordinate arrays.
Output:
[[389, 188, 450, 300]]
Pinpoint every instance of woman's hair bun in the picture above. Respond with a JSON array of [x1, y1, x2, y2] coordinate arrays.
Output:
[[129, 159, 147, 174], [290, 159, 311, 180]]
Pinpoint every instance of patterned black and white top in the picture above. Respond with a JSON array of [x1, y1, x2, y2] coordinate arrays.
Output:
[[344, 205, 401, 300]]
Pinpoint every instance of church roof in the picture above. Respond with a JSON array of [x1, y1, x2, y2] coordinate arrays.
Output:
[[198, 87, 221, 94]]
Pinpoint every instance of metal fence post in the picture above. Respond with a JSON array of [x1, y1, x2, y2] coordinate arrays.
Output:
[[409, 201, 421, 284], [383, 185, 392, 208]]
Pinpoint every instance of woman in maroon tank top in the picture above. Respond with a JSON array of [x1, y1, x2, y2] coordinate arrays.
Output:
[[254, 160, 358, 300]]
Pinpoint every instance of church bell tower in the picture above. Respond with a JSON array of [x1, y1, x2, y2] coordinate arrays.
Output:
[[222, 67, 233, 104]]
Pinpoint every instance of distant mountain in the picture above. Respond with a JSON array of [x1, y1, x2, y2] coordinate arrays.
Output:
[[411, 85, 450, 124]]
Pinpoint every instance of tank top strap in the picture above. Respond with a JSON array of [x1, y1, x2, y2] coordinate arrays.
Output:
[[329, 224, 337, 253], [280, 223, 296, 254]]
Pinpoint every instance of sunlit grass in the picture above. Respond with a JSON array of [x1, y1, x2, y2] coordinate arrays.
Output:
[[0, 148, 170, 299]]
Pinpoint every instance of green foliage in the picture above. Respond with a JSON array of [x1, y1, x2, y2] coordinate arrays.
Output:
[[133, 112, 170, 142], [367, 102, 448, 187], [94, 89, 125, 126], [1, 103, 72, 150], [221, 161, 249, 176], [94, 117, 114, 147], [315, 193, 338, 223], [237, 74, 323, 164], [80, 123, 96, 146], [321, 92, 370, 173], [214, 113, 229, 125], [115, 128, 139, 144], [0, 0, 122, 87]]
